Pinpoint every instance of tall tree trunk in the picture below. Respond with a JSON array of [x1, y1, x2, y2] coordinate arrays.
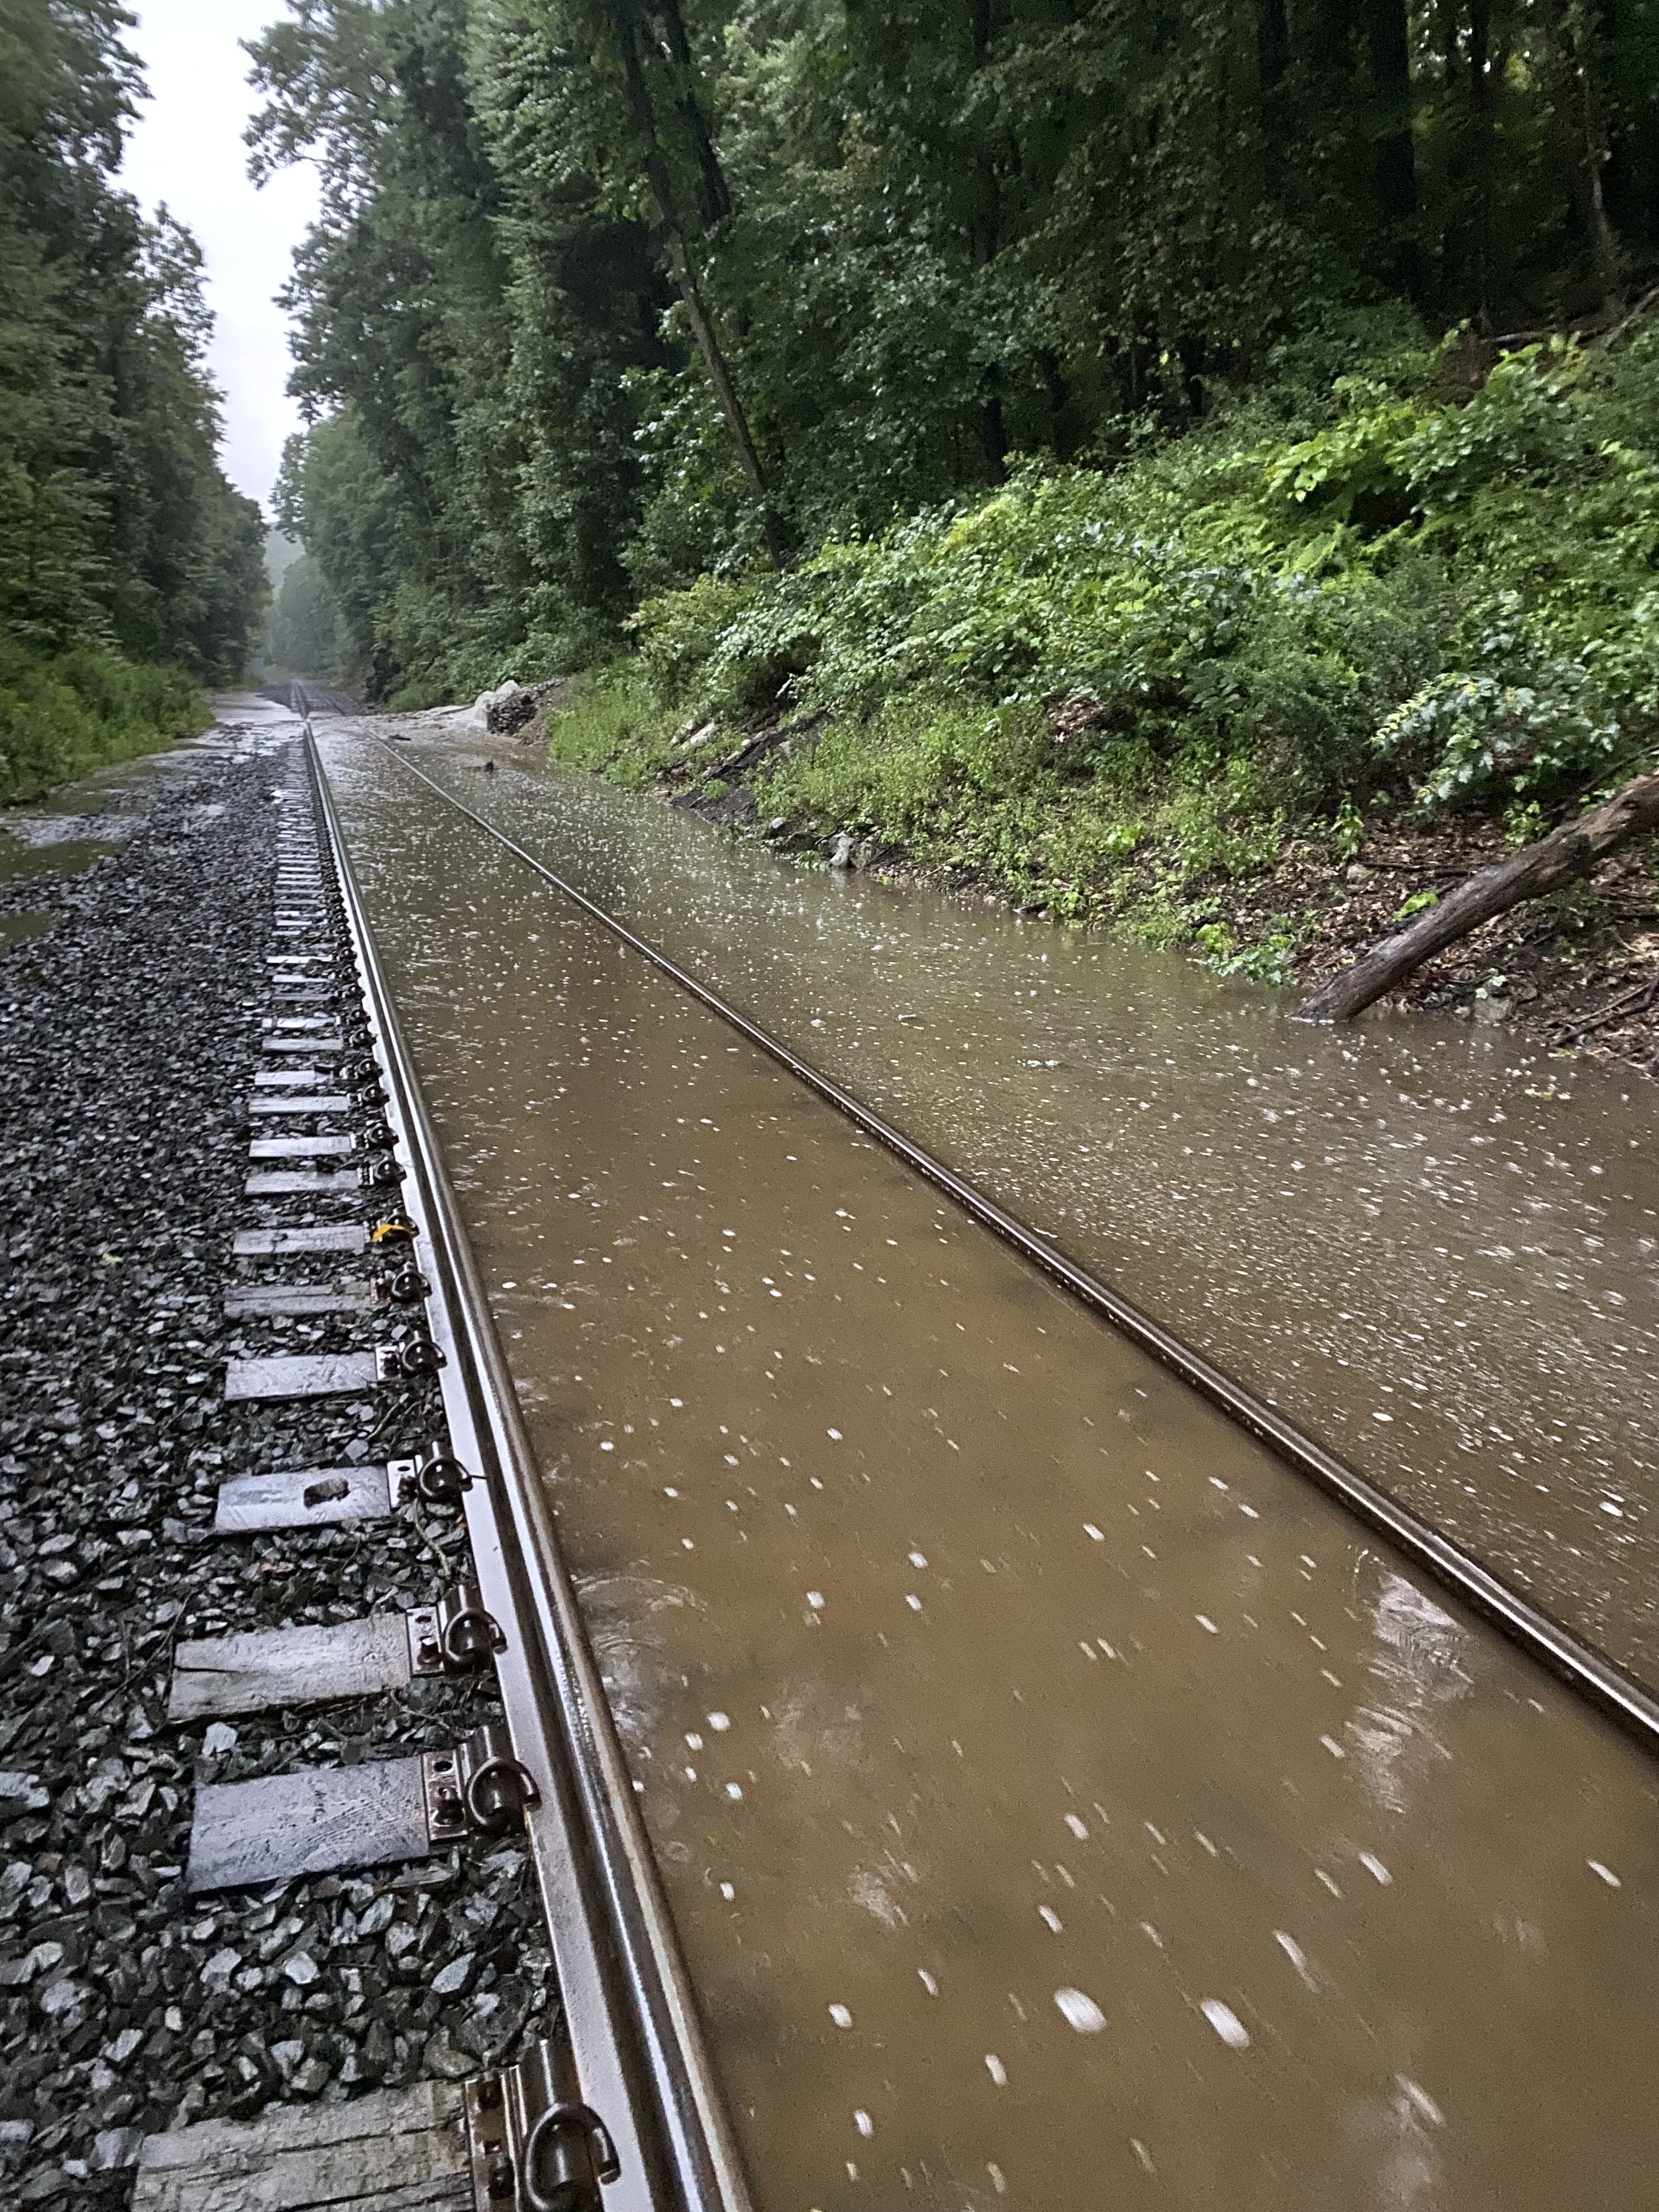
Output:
[[1256, 0, 1289, 193], [1314, 0, 1353, 80], [979, 392, 1007, 483], [1598, 0, 1639, 247], [1363, 0, 1419, 297], [664, 236, 786, 563], [1468, 0, 1494, 320], [647, 0, 731, 228], [1305, 0, 1358, 228], [968, 0, 1007, 483], [1257, 0, 1288, 94], [610, 0, 786, 566], [1040, 348, 1070, 456], [1539, 0, 1623, 305]]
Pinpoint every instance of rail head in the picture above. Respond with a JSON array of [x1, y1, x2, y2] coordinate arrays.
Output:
[[305, 726, 756, 2212]]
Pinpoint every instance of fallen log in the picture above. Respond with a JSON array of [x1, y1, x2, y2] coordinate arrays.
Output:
[[1296, 766, 1659, 1024]]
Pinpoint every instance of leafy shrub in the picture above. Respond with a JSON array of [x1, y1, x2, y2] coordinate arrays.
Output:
[[543, 669, 679, 788], [637, 324, 1659, 830], [542, 325, 1659, 966], [634, 574, 768, 712], [0, 645, 207, 803], [1374, 589, 1633, 805], [1377, 663, 1623, 805]]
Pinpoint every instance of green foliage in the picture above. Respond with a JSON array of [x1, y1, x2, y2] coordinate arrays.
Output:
[[0, 642, 206, 803], [763, 698, 1048, 850], [543, 668, 680, 786], [645, 325, 1659, 829], [1, 0, 266, 725], [1205, 915, 1310, 989], [1331, 791, 1365, 859], [258, 0, 1659, 701], [249, 0, 1659, 978], [642, 440, 1445, 803], [1375, 654, 1623, 806], [747, 687, 1285, 922], [1393, 889, 1440, 920], [253, 0, 660, 699], [588, 321, 1659, 938]]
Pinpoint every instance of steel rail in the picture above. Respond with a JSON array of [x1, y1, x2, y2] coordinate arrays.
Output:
[[305, 730, 756, 2212], [356, 732, 1659, 1760]]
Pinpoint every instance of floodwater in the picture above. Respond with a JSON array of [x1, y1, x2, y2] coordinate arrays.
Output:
[[210, 690, 308, 731], [324, 718, 1659, 2212], [0, 912, 54, 952], [0, 713, 301, 946], [0, 833, 124, 882], [0, 722, 266, 878], [356, 720, 1659, 1688], [0, 765, 147, 950]]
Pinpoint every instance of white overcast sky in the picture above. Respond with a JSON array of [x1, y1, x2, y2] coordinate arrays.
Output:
[[118, 1, 319, 514]]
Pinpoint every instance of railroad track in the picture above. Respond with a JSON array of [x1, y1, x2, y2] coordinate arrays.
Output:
[[359, 732, 1659, 1767], [6, 709, 1631, 2207], [123, 732, 749, 2212], [257, 680, 362, 720]]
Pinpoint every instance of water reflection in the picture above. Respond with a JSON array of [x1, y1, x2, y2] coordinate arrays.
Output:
[[328, 726, 1659, 2212]]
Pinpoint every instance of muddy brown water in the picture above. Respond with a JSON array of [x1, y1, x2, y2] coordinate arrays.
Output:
[[356, 718, 1659, 1689], [323, 720, 1659, 2212]]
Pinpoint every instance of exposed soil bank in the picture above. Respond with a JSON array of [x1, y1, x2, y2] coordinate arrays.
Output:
[[1241, 811, 1659, 1071]]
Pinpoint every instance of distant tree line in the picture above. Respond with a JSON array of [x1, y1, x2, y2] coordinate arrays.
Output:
[[251, 0, 1659, 700], [1, 0, 267, 716], [267, 547, 342, 676]]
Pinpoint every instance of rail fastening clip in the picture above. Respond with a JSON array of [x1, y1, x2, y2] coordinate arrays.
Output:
[[398, 1440, 473, 1505], [465, 2038, 621, 2211]]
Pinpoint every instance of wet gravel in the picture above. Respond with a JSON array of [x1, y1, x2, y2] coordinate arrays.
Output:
[[0, 735, 554, 2205]]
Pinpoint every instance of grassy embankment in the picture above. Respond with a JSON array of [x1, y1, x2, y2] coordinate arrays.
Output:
[[0, 648, 211, 805], [539, 329, 1659, 996]]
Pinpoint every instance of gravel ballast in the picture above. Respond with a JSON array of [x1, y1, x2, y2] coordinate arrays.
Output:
[[0, 725, 556, 2207]]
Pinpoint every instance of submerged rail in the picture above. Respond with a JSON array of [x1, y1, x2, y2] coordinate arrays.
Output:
[[307, 729, 755, 2212], [358, 732, 1659, 1763]]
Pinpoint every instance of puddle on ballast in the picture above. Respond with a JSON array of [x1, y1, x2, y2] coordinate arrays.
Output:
[[0, 911, 55, 952], [0, 832, 125, 883]]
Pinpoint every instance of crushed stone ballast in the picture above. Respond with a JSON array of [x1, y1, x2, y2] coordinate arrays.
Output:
[[0, 723, 748, 2212]]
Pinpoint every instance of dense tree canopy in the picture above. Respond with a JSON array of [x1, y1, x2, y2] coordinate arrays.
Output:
[[253, 0, 1659, 703], [1, 1, 266, 678]]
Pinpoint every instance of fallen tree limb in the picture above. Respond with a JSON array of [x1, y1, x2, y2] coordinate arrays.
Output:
[[715, 723, 793, 781], [1548, 967, 1659, 1047], [1297, 767, 1659, 1024], [1594, 281, 1659, 351]]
